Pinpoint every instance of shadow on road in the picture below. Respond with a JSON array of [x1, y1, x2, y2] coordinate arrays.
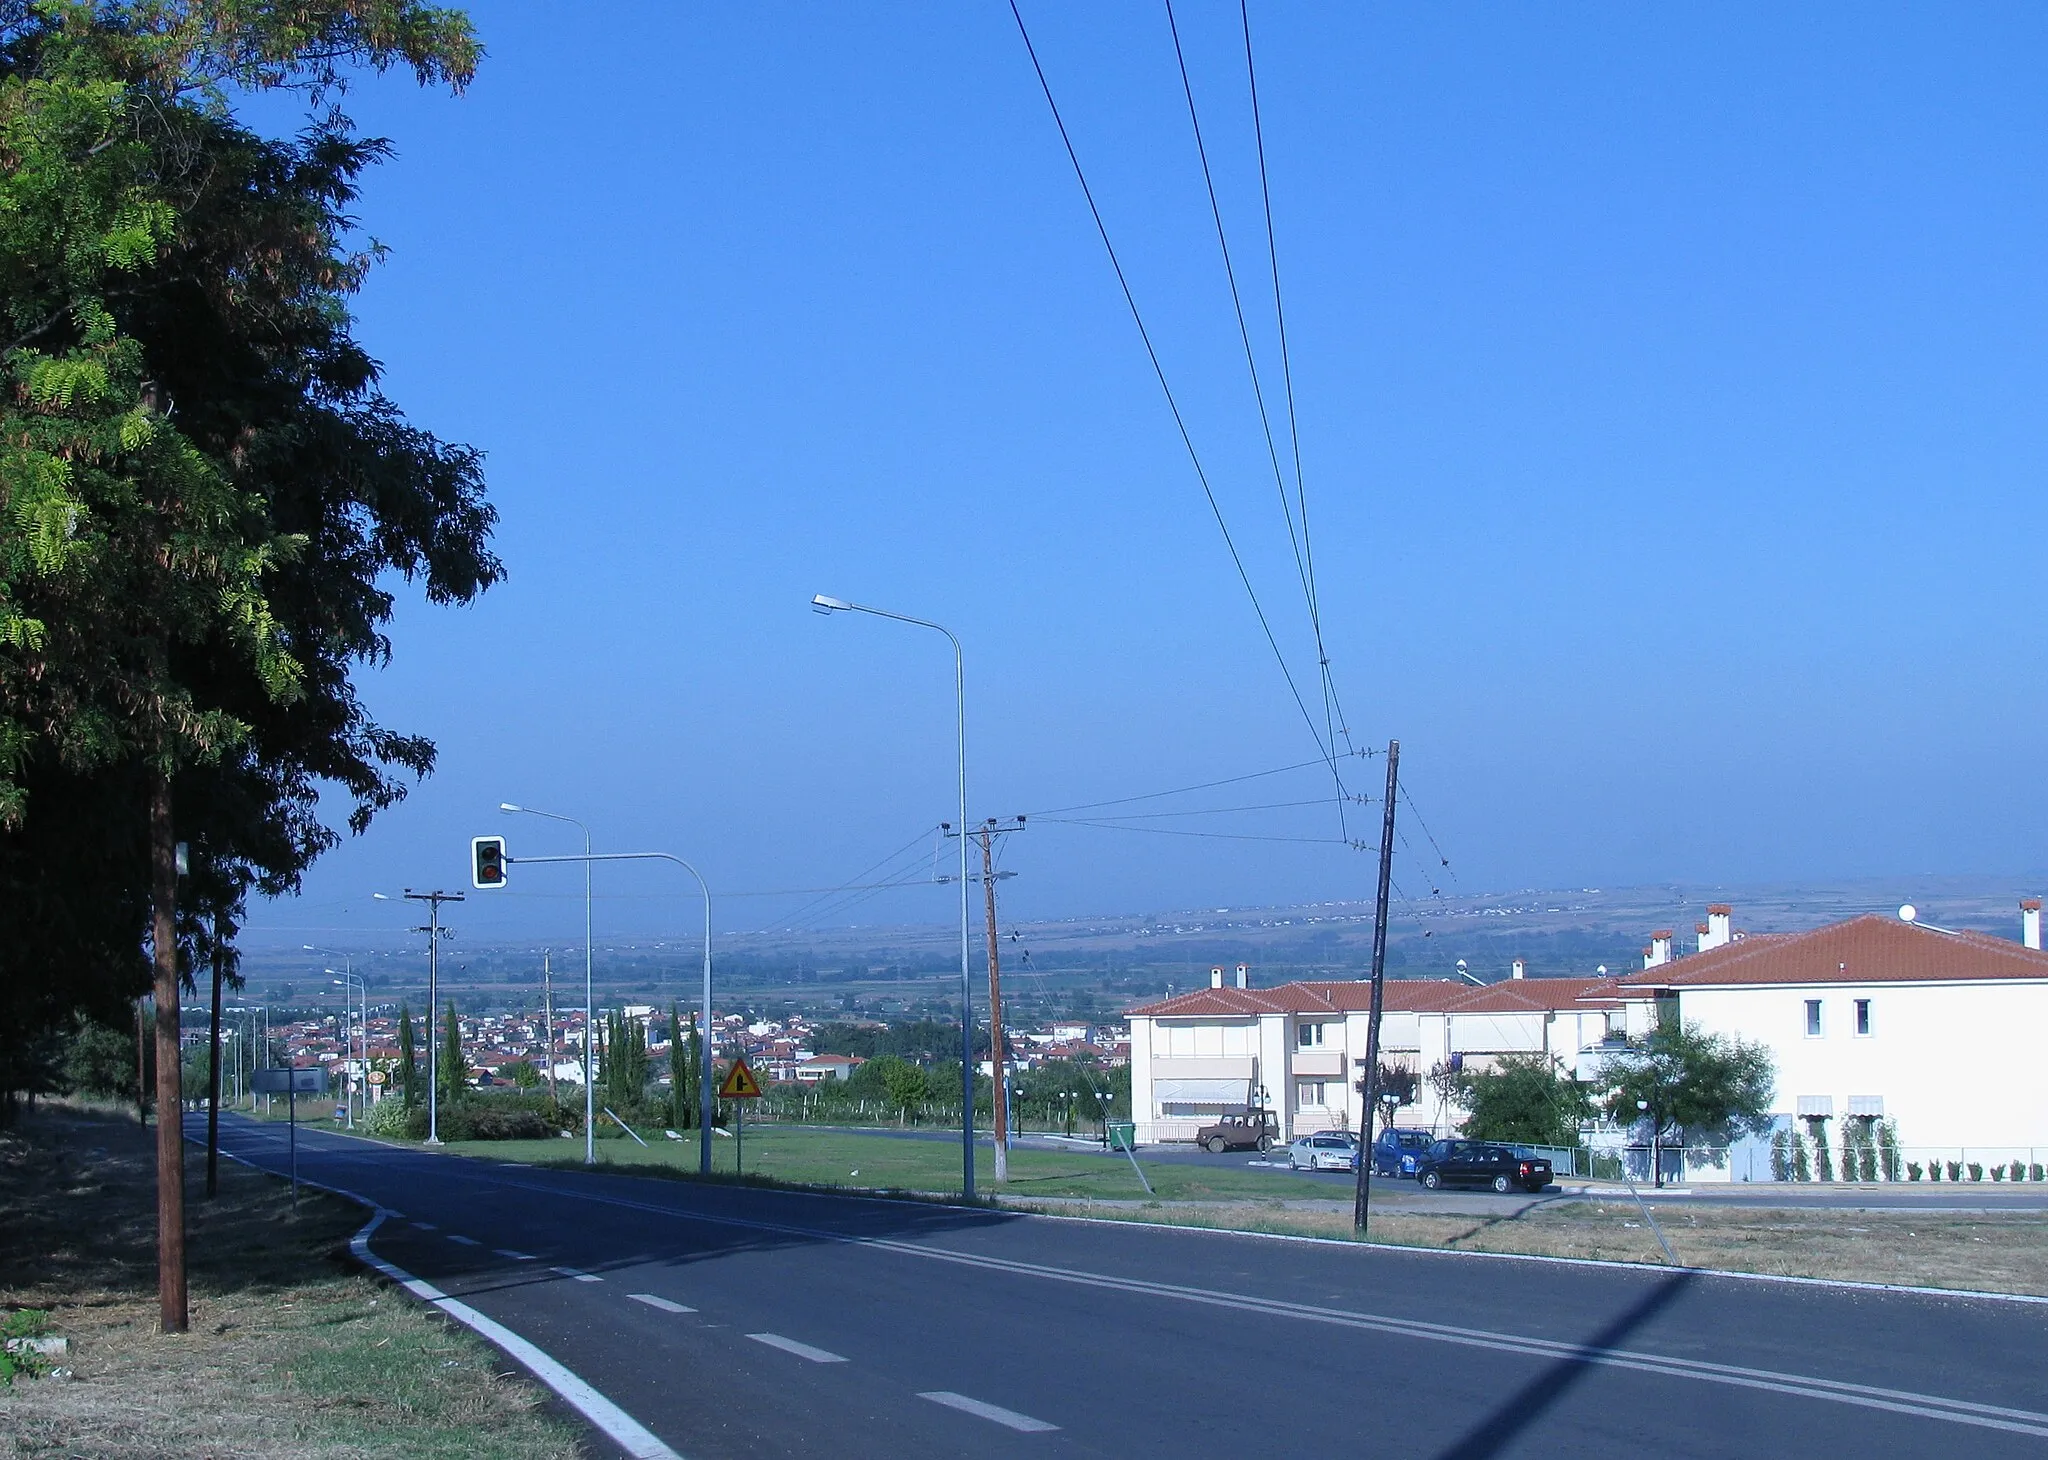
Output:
[[1431, 1268, 1700, 1460]]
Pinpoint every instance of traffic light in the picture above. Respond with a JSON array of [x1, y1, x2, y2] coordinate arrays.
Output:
[[471, 835, 507, 889]]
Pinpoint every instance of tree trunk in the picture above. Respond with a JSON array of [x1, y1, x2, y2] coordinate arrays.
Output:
[[150, 772, 187, 1333]]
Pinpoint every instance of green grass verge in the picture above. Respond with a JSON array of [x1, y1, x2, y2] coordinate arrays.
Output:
[[437, 1124, 1339, 1202]]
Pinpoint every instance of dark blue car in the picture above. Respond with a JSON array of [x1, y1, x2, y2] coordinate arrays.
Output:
[[1372, 1127, 1435, 1177]]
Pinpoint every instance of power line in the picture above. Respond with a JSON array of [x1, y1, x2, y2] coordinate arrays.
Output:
[[1398, 783, 1458, 883], [1026, 752, 1363, 816], [1034, 816, 1352, 845], [1164, 0, 1349, 844], [1238, 0, 1355, 775], [1064, 796, 1336, 822], [1007, 0, 1342, 782]]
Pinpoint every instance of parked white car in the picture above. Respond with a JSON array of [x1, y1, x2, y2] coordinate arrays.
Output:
[[1287, 1131, 1360, 1171]]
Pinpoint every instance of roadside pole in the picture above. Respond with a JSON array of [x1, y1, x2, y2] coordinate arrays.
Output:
[[205, 927, 226, 1198], [404, 890, 465, 1145], [149, 778, 187, 1334], [1352, 740, 1400, 1235]]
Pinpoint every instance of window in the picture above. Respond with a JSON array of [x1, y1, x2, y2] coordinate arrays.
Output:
[[1804, 1000, 1823, 1038], [1298, 1023, 1325, 1049], [1854, 999, 1871, 1037], [1297, 1080, 1328, 1108]]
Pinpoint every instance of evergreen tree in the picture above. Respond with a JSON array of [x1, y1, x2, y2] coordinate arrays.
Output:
[[440, 1000, 463, 1105], [397, 1004, 419, 1110], [667, 1002, 688, 1130]]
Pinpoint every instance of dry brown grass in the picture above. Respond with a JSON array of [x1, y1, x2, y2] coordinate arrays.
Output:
[[0, 1105, 582, 1459], [1005, 1195, 2048, 1295]]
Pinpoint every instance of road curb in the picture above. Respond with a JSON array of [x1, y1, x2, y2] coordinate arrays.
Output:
[[196, 1124, 686, 1459]]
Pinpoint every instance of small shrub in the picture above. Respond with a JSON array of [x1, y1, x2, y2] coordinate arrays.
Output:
[[2032, 1164, 2046, 1183], [1770, 1129, 1791, 1182], [1791, 1132, 1811, 1182], [1906, 1161, 1923, 1181], [362, 1097, 418, 1139], [1967, 1162, 1983, 1182], [1946, 1160, 1963, 1182], [1990, 1164, 2006, 1182], [0, 1310, 51, 1386]]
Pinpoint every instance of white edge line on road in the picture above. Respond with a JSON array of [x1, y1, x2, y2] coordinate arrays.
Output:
[[918, 1391, 1058, 1432], [746, 1333, 847, 1364], [198, 1136, 683, 1460], [351, 1211, 682, 1460], [628, 1293, 695, 1314]]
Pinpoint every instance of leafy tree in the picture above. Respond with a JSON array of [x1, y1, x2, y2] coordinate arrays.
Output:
[[1453, 1054, 1592, 1147], [1598, 1021, 1775, 1156], [0, 1, 493, 1127], [667, 1001, 699, 1130], [62, 1015, 136, 1099], [498, 1059, 540, 1090], [1357, 1060, 1421, 1136], [396, 1003, 418, 1110]]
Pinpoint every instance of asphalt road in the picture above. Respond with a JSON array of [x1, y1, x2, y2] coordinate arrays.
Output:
[[198, 1113, 2048, 1460]]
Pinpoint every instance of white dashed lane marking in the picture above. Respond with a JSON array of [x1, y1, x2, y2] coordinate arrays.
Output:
[[628, 1293, 694, 1314], [494, 1248, 537, 1261], [446, 1235, 480, 1246], [551, 1266, 603, 1283], [918, 1392, 1058, 1433], [411, 1222, 437, 1231], [747, 1333, 847, 1364]]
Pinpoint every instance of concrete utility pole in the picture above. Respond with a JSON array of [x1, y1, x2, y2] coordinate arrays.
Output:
[[206, 924, 227, 1199], [974, 818, 1026, 1183], [404, 890, 464, 1145], [148, 775, 186, 1333], [1352, 740, 1400, 1235]]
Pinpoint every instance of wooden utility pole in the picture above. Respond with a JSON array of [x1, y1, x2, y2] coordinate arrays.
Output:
[[978, 822, 1009, 1184], [1352, 740, 1400, 1235], [149, 773, 188, 1332], [205, 923, 226, 1198]]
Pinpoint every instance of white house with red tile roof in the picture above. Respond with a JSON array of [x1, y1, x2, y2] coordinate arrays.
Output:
[[796, 1053, 863, 1083], [1609, 904, 2048, 1177], [1125, 966, 1626, 1144]]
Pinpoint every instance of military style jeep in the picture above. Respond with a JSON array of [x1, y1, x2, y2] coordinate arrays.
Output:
[[1195, 1109, 1276, 1154]]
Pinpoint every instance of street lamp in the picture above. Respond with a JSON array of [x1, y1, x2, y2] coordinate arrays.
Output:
[[812, 592, 976, 1199], [328, 971, 365, 1128], [502, 803, 596, 1166], [306, 945, 358, 1126], [501, 844, 716, 1176]]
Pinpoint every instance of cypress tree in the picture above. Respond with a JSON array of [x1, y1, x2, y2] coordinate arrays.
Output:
[[441, 1001, 463, 1105], [398, 1004, 419, 1110]]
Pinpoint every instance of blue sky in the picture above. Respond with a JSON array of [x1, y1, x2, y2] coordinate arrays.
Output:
[[245, 2, 2048, 948]]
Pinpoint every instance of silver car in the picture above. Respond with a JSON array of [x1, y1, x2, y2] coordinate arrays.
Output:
[[1287, 1131, 1360, 1171]]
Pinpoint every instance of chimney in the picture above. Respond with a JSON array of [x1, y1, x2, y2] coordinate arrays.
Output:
[[1209, 966, 1224, 989], [2024, 899, 2042, 952], [1235, 963, 1250, 989], [1706, 904, 1733, 950], [1511, 958, 1525, 980], [1646, 930, 1673, 968]]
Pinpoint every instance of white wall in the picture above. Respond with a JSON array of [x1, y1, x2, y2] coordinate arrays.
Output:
[[1677, 980, 2048, 1163]]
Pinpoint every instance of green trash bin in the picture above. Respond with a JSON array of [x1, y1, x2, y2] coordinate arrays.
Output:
[[1106, 1121, 1137, 1153]]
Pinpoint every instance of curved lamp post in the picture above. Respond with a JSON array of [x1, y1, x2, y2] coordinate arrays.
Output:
[[812, 593, 975, 1199]]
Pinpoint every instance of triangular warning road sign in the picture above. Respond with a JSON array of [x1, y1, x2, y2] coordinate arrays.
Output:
[[718, 1057, 763, 1100]]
